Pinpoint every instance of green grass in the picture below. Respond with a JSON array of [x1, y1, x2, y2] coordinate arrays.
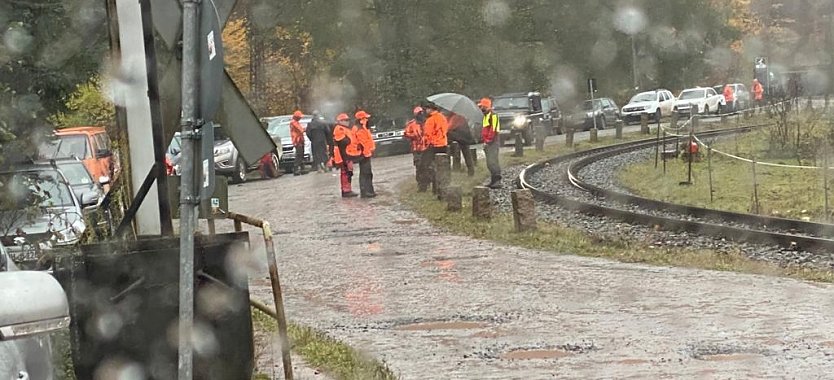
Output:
[[251, 309, 398, 380], [399, 127, 834, 284], [620, 127, 833, 222]]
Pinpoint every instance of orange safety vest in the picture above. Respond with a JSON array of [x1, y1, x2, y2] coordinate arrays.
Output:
[[353, 123, 376, 158], [423, 110, 448, 148], [404, 119, 426, 152], [752, 82, 764, 101], [446, 113, 467, 131], [290, 119, 305, 146], [332, 124, 360, 164], [723, 86, 735, 103]]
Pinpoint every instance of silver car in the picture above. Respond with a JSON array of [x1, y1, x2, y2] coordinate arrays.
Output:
[[0, 242, 71, 379]]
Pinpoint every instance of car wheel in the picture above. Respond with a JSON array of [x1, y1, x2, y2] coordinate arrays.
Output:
[[267, 152, 281, 178], [231, 158, 247, 184]]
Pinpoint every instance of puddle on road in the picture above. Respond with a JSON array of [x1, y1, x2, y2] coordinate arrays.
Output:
[[396, 321, 488, 331], [697, 353, 763, 362], [391, 219, 420, 225], [501, 349, 572, 360]]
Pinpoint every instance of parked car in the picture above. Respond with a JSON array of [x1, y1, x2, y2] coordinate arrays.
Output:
[[674, 87, 725, 115], [493, 92, 562, 145], [37, 158, 107, 209], [565, 98, 620, 131], [371, 117, 411, 157], [213, 124, 282, 183], [0, 251, 71, 380], [0, 164, 85, 270], [39, 126, 114, 185], [621, 89, 676, 123], [266, 115, 313, 172]]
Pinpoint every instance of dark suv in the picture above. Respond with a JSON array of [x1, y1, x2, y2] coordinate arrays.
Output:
[[492, 92, 562, 145]]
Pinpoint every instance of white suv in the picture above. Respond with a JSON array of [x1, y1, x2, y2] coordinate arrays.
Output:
[[621, 89, 676, 124]]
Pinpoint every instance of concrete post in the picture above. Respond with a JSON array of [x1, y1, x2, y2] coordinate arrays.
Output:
[[640, 113, 650, 134], [513, 131, 524, 157], [534, 124, 547, 152], [445, 186, 462, 212], [589, 128, 599, 143], [511, 189, 537, 232], [670, 112, 678, 130], [472, 186, 493, 220], [434, 153, 451, 200], [565, 127, 574, 147], [615, 120, 623, 139]]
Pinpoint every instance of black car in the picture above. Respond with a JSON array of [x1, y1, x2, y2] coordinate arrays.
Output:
[[565, 98, 621, 131], [492, 92, 562, 145], [371, 117, 411, 157], [39, 158, 106, 208]]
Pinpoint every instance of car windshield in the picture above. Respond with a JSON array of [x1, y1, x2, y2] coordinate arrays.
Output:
[[0, 170, 75, 210], [493, 97, 529, 110], [679, 90, 706, 100], [268, 118, 311, 139], [38, 135, 88, 160], [55, 162, 93, 186], [629, 93, 656, 103], [581, 100, 603, 110]]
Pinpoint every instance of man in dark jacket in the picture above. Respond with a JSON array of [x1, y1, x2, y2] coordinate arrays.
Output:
[[306, 110, 331, 173], [446, 112, 476, 176]]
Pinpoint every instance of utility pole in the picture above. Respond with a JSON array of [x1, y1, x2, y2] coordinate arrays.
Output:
[[178, 0, 200, 378], [631, 35, 638, 90]]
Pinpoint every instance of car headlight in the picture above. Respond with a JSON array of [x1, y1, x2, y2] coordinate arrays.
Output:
[[513, 116, 527, 127], [213, 147, 231, 157]]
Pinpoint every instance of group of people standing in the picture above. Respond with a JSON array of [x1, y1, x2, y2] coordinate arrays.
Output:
[[403, 97, 503, 192], [289, 110, 377, 198], [293, 95, 505, 200]]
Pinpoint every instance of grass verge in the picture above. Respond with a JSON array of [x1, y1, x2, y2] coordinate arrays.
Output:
[[251, 309, 398, 380], [399, 130, 834, 284], [620, 126, 831, 222]]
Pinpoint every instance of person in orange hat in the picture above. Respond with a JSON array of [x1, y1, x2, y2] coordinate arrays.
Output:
[[353, 110, 376, 198], [290, 110, 308, 175], [404, 106, 427, 184], [478, 97, 502, 188], [417, 102, 449, 192], [333, 113, 360, 197]]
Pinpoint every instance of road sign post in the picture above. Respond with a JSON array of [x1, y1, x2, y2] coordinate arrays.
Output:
[[177, 0, 201, 378]]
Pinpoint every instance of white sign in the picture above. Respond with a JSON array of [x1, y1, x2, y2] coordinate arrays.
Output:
[[202, 159, 210, 188], [207, 30, 216, 60]]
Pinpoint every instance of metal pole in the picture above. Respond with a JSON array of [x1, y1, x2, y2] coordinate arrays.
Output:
[[822, 149, 831, 222], [655, 116, 660, 169], [662, 130, 667, 175], [631, 35, 638, 90], [178, 0, 201, 378], [707, 146, 714, 204], [751, 155, 760, 214]]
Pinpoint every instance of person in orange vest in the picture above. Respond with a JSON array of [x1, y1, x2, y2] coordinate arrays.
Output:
[[417, 102, 449, 192], [333, 113, 360, 197], [446, 111, 476, 176], [752, 78, 765, 112], [290, 110, 308, 176], [404, 106, 427, 185], [722, 84, 735, 114], [353, 110, 376, 198]]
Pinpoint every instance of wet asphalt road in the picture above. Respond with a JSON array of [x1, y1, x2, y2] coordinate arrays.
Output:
[[224, 125, 834, 379]]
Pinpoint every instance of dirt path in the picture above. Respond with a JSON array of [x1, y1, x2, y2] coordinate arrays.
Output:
[[227, 129, 834, 379]]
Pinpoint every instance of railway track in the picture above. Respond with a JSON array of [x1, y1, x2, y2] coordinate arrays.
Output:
[[519, 125, 834, 254]]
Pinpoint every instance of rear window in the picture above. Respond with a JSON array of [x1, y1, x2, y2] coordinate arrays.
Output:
[[39, 135, 90, 160], [0, 170, 75, 209]]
